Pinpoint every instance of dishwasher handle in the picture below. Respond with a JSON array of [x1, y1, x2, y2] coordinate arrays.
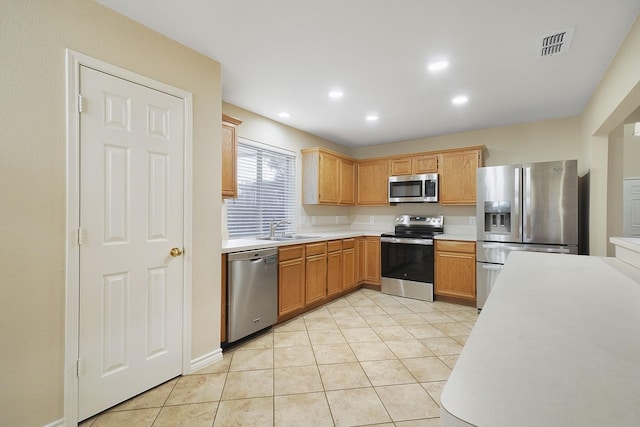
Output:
[[250, 255, 277, 264], [228, 248, 278, 262]]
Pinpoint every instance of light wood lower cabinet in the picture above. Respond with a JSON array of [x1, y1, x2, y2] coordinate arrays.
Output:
[[221, 253, 227, 343], [342, 238, 357, 290], [275, 236, 378, 322], [435, 240, 476, 301], [305, 242, 327, 305], [278, 245, 306, 318], [354, 236, 380, 286], [364, 236, 381, 285], [327, 240, 343, 297]]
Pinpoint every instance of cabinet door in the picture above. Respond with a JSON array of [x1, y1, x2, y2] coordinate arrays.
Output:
[[342, 247, 356, 290], [413, 154, 438, 173], [435, 241, 476, 300], [278, 258, 305, 317], [356, 237, 366, 283], [319, 152, 339, 204], [357, 159, 390, 206], [305, 254, 327, 305], [390, 158, 413, 176], [221, 122, 237, 198], [439, 150, 481, 205], [339, 157, 356, 205], [222, 115, 242, 198], [364, 236, 381, 285], [327, 250, 343, 297]]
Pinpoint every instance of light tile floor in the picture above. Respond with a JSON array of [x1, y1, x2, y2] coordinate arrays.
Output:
[[80, 288, 478, 427]]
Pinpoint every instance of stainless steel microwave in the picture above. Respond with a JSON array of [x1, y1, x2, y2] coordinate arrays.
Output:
[[388, 174, 438, 203]]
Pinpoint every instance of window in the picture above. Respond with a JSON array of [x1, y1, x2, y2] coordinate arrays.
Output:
[[227, 138, 296, 238]]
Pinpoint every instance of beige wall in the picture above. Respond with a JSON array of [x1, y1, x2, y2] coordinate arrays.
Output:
[[0, 1, 222, 425], [349, 116, 582, 169], [623, 123, 640, 177], [581, 15, 640, 255], [222, 103, 353, 230]]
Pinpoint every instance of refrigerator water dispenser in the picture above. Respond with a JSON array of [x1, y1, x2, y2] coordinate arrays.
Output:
[[484, 201, 511, 233]]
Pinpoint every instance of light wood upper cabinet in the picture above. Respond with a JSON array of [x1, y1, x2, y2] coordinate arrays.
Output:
[[357, 158, 390, 206], [339, 157, 356, 205], [390, 154, 438, 176], [390, 158, 413, 176], [222, 114, 242, 198], [413, 154, 438, 174], [319, 151, 340, 204], [438, 147, 483, 205], [302, 148, 356, 206], [435, 240, 476, 301]]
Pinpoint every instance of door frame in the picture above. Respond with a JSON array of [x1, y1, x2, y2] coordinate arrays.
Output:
[[64, 49, 193, 425]]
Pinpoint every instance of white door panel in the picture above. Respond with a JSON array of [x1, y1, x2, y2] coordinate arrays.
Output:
[[624, 179, 640, 238], [78, 66, 184, 420]]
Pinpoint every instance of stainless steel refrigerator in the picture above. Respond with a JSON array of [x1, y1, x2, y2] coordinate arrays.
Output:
[[476, 160, 578, 309]]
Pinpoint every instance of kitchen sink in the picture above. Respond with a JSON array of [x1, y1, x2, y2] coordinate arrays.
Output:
[[257, 234, 317, 241]]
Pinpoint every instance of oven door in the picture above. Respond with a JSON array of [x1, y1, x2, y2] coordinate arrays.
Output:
[[381, 237, 435, 301]]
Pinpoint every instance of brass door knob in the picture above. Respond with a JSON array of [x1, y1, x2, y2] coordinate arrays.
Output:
[[170, 247, 184, 257]]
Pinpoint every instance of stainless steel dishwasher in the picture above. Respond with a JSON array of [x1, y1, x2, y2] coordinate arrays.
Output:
[[227, 247, 278, 343]]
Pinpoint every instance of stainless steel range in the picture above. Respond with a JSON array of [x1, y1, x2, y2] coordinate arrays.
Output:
[[380, 214, 443, 301]]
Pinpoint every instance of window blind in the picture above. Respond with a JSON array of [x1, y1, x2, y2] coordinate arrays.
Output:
[[227, 139, 296, 238]]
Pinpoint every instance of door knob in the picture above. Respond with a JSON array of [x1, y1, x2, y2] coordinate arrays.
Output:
[[170, 247, 184, 257]]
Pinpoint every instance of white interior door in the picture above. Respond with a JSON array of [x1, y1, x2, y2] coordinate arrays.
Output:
[[78, 66, 185, 420], [623, 178, 640, 237]]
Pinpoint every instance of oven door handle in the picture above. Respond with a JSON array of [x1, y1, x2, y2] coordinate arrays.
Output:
[[380, 236, 434, 245]]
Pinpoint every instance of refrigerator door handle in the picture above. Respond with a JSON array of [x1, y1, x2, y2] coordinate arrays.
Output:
[[514, 166, 522, 241], [522, 165, 531, 242], [480, 263, 503, 270], [481, 242, 573, 254]]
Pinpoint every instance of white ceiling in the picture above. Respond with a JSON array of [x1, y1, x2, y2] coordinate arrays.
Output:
[[96, 0, 640, 147]]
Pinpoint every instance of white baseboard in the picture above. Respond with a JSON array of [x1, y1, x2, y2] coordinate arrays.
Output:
[[190, 348, 223, 373], [43, 418, 64, 427]]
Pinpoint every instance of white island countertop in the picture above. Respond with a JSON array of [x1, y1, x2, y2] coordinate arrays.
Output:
[[441, 251, 640, 427]]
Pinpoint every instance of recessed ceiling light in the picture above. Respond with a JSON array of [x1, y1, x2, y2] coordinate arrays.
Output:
[[366, 115, 379, 122], [278, 111, 292, 118], [428, 60, 449, 71], [452, 95, 469, 105], [328, 90, 344, 99]]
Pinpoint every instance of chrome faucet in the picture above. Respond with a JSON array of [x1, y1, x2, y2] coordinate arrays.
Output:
[[269, 219, 292, 238]]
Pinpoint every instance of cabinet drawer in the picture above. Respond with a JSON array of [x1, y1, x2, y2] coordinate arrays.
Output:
[[306, 242, 327, 256], [327, 240, 342, 252], [279, 244, 305, 261], [342, 238, 355, 249], [436, 240, 475, 254]]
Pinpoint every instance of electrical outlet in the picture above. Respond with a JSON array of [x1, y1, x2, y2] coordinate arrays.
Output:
[[469, 216, 476, 226]]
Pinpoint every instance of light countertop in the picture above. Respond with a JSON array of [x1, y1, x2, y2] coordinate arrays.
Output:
[[441, 251, 640, 427], [222, 231, 383, 253], [434, 233, 476, 242], [610, 237, 640, 269]]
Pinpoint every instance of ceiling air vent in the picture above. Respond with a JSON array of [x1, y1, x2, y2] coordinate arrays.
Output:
[[537, 27, 575, 58]]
